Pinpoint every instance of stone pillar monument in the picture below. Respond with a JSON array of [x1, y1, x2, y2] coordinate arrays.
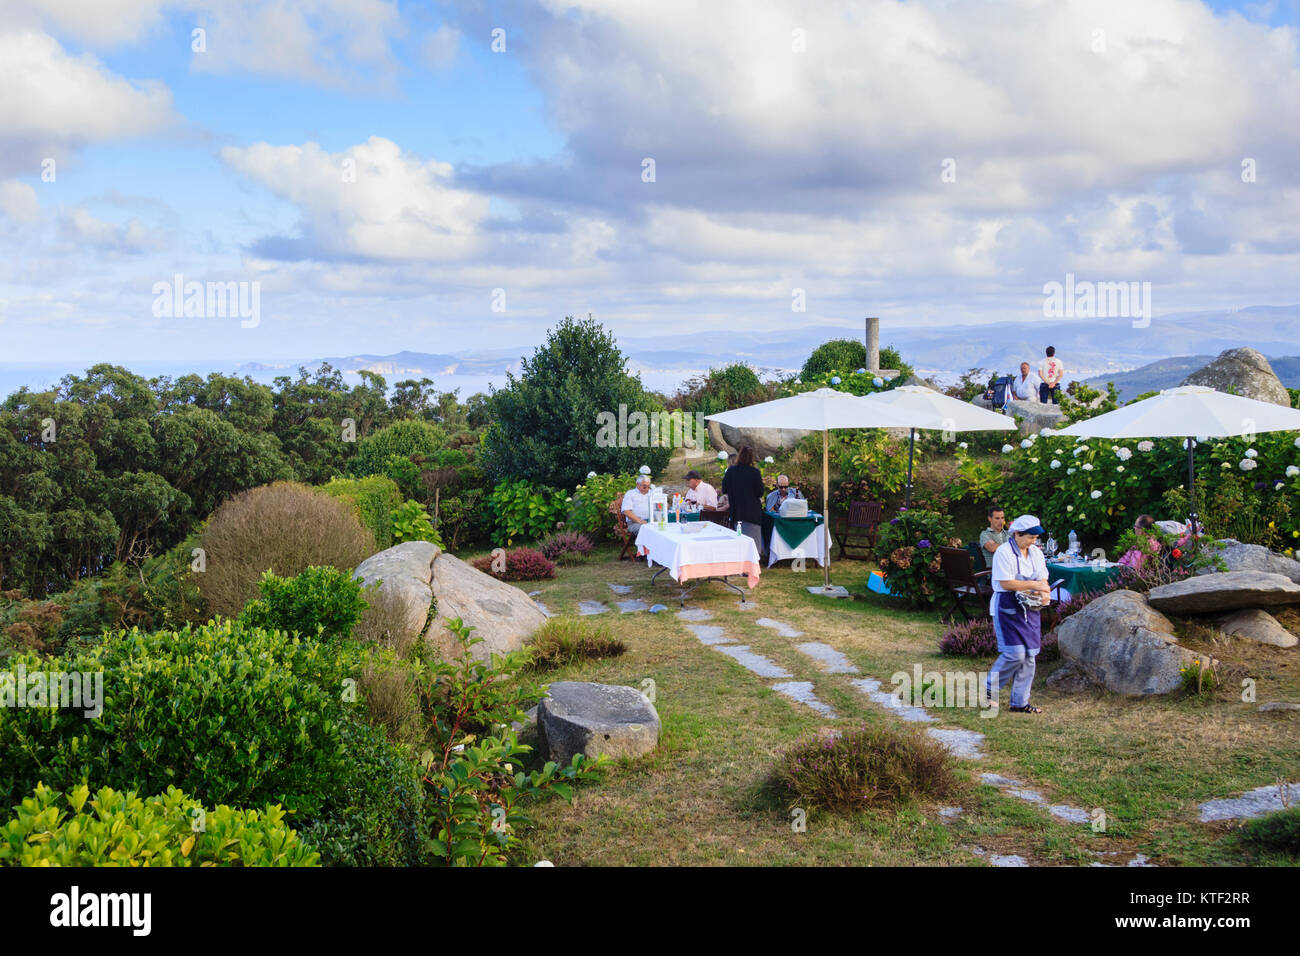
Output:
[[865, 317, 900, 379]]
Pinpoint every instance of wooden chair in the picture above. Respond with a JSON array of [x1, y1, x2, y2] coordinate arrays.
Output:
[[699, 503, 731, 528], [938, 546, 994, 623], [834, 500, 884, 559], [965, 541, 988, 572], [609, 496, 635, 560]]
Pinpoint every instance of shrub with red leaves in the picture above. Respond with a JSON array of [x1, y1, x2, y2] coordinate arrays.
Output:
[[471, 547, 557, 581], [537, 531, 594, 565], [939, 618, 996, 657]]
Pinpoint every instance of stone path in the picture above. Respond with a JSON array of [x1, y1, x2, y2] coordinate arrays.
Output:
[[578, 600, 608, 616], [756, 617, 803, 638], [1198, 781, 1300, 822], [796, 642, 859, 674], [771, 681, 837, 717], [615, 598, 650, 613], [712, 644, 793, 679]]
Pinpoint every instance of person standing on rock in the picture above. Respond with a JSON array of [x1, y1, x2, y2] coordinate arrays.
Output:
[[986, 515, 1051, 714], [1038, 346, 1064, 404]]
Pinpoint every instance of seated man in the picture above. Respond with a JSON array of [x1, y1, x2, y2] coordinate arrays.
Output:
[[621, 475, 653, 527], [978, 505, 1009, 569], [765, 475, 804, 512], [684, 470, 718, 508], [1011, 362, 1039, 402]]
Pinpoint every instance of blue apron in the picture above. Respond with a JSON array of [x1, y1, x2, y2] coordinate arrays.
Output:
[[995, 547, 1042, 652]]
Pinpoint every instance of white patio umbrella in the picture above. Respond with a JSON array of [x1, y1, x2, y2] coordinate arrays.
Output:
[[706, 388, 915, 595], [859, 385, 1017, 508], [1056, 385, 1300, 529]]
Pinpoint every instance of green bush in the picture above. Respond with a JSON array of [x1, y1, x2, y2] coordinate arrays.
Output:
[[0, 783, 319, 867], [875, 510, 960, 609], [322, 475, 404, 551], [567, 472, 639, 539], [801, 340, 913, 381], [836, 430, 913, 496], [485, 479, 568, 546], [773, 724, 959, 815], [351, 420, 448, 482], [526, 617, 626, 671], [392, 498, 443, 548], [0, 620, 359, 817], [1240, 805, 1300, 856], [415, 619, 605, 866], [237, 566, 369, 642], [434, 488, 489, 551]]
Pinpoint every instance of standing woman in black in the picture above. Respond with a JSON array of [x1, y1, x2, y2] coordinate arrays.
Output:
[[721, 445, 766, 559]]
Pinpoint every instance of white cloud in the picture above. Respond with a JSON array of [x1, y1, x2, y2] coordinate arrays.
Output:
[[0, 0, 167, 47], [220, 137, 491, 261], [59, 206, 164, 253], [422, 24, 460, 70], [0, 180, 39, 222]]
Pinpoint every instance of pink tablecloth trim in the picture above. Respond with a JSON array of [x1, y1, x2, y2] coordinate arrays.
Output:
[[679, 560, 761, 589]]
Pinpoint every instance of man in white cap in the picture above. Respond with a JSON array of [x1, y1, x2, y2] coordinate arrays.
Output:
[[622, 474, 653, 527], [986, 514, 1051, 713]]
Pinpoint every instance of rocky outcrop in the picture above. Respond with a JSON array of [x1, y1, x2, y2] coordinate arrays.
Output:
[[1055, 590, 1208, 695], [1201, 539, 1300, 584], [1218, 608, 1298, 648], [353, 541, 440, 635], [1179, 347, 1291, 406], [428, 553, 547, 662], [969, 395, 1065, 436], [1147, 571, 1300, 615], [354, 542, 547, 663], [537, 682, 661, 764], [707, 419, 807, 459]]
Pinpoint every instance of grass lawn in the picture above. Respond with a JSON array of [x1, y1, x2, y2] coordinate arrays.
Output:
[[492, 540, 1300, 867]]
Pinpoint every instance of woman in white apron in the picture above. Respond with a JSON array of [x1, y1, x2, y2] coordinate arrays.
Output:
[[985, 515, 1051, 713]]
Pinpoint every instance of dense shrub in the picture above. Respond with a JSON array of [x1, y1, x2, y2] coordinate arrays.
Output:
[[0, 783, 319, 867], [478, 315, 672, 489], [0, 620, 360, 816], [836, 429, 913, 495], [1240, 805, 1300, 856], [198, 481, 376, 618], [435, 488, 490, 550], [773, 724, 959, 815], [237, 566, 369, 642], [939, 617, 996, 657], [392, 498, 443, 548], [800, 339, 913, 382], [322, 475, 404, 551], [471, 547, 557, 582], [415, 619, 604, 865], [350, 420, 448, 482], [537, 531, 594, 564], [567, 473, 639, 540], [296, 717, 429, 867], [875, 510, 960, 609], [526, 617, 626, 670], [485, 479, 568, 545]]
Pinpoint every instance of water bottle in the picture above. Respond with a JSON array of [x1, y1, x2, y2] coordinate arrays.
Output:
[[1068, 530, 1078, 556]]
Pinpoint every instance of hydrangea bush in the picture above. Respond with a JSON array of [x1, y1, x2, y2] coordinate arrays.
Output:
[[874, 509, 959, 609]]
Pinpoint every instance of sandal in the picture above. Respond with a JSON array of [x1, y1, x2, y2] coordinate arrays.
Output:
[[1009, 703, 1042, 714]]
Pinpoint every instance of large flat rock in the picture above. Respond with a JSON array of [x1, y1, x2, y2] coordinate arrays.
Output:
[[537, 681, 660, 765], [1219, 608, 1298, 648], [969, 395, 1064, 435], [1201, 539, 1300, 584], [1180, 347, 1291, 406], [1147, 571, 1300, 615], [352, 541, 441, 635], [427, 552, 548, 662], [1056, 589, 1207, 696]]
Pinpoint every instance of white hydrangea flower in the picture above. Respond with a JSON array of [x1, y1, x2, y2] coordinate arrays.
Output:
[[1082, 463, 1094, 471], [1240, 459, 1257, 471], [1067, 467, 1077, 475], [764, 456, 775, 464], [1245, 448, 1258, 459], [1078, 513, 1087, 521], [1221, 462, 1231, 469], [1090, 490, 1102, 499], [1001, 444, 1014, 454], [1066, 505, 1074, 512], [639, 465, 652, 475], [1041, 428, 1055, 437], [1020, 438, 1033, 449], [1116, 447, 1133, 461], [1050, 459, 1061, 469], [958, 442, 968, 450], [1137, 441, 1154, 452], [1294, 436, 1300, 449], [587, 471, 598, 479], [872, 377, 884, 388], [1287, 465, 1300, 477], [1030, 457, 1039, 464], [717, 452, 728, 461], [1116, 465, 1125, 472]]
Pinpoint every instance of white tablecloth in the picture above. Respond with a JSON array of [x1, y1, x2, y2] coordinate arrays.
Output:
[[767, 521, 829, 568], [634, 521, 761, 588]]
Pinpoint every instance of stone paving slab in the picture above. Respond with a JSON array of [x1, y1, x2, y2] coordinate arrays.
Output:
[[616, 598, 650, 613], [795, 642, 859, 674], [578, 600, 609, 615], [848, 677, 936, 723], [685, 624, 732, 646], [771, 681, 837, 718], [1198, 782, 1300, 822], [712, 644, 793, 678], [925, 727, 985, 760], [756, 617, 804, 638], [676, 607, 713, 621]]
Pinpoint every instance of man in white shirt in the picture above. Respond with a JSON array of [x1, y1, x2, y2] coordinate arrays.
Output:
[[683, 470, 718, 508], [1011, 362, 1039, 402], [1038, 346, 1064, 404], [622, 475, 653, 526]]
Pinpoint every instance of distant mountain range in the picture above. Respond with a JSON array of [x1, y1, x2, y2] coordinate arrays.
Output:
[[4, 304, 1300, 400]]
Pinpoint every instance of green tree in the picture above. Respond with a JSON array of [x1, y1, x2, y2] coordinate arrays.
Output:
[[479, 316, 671, 489]]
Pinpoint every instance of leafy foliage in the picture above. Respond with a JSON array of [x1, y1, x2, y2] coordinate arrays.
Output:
[[567, 472, 639, 539], [479, 316, 671, 489], [414, 619, 605, 865], [800, 339, 913, 381], [526, 617, 626, 670], [322, 475, 404, 551], [484, 479, 568, 545], [0, 783, 319, 867], [237, 566, 369, 642], [392, 499, 443, 547], [874, 510, 960, 609]]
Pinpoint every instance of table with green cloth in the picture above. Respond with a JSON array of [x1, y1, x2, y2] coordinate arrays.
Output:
[[761, 510, 828, 567], [666, 511, 702, 522], [1046, 560, 1124, 601]]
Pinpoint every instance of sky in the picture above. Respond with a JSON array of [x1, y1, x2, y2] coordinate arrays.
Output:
[[2, 0, 1300, 368]]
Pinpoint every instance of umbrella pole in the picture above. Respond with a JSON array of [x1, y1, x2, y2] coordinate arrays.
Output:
[[905, 427, 915, 510], [1187, 437, 1198, 535], [823, 429, 831, 590]]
